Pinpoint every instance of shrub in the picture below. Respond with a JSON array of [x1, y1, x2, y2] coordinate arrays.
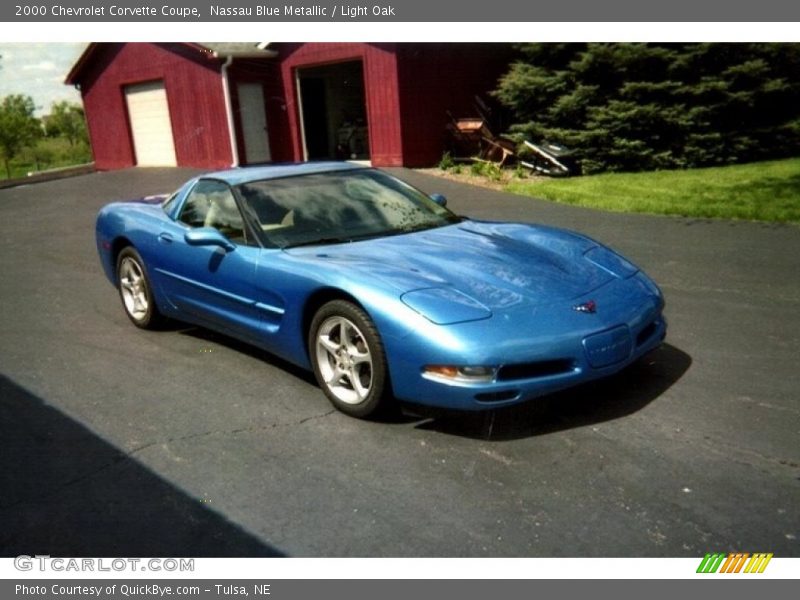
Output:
[[438, 151, 455, 170]]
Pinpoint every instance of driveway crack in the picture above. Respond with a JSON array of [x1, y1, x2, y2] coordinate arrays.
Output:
[[128, 408, 337, 455]]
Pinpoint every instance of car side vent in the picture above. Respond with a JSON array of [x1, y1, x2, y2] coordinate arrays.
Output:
[[497, 359, 574, 381]]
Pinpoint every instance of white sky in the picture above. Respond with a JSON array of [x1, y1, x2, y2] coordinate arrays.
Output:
[[0, 42, 87, 116]]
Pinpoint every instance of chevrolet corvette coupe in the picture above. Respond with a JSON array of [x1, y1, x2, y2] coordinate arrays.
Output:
[[96, 162, 666, 418]]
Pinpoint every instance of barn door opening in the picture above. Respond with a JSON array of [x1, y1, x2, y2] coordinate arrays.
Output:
[[124, 81, 177, 167], [237, 82, 271, 164], [296, 61, 369, 162]]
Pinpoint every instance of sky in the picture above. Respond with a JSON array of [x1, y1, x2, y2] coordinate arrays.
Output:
[[0, 43, 87, 116]]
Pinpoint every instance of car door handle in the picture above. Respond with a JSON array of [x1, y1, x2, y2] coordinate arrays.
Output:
[[158, 232, 173, 244]]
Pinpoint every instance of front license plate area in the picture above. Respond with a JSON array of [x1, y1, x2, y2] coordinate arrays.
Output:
[[583, 325, 632, 368]]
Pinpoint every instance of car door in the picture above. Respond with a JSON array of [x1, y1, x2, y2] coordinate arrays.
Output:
[[152, 179, 265, 341]]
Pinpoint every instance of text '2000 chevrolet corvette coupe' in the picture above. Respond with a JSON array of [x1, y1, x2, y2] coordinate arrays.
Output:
[[96, 163, 666, 418]]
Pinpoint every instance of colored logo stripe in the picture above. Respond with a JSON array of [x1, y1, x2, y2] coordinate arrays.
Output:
[[719, 553, 749, 573], [745, 553, 773, 573], [697, 553, 726, 573], [697, 552, 773, 573]]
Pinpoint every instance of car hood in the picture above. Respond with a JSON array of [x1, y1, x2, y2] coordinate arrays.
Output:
[[291, 221, 625, 314], [120, 194, 169, 205]]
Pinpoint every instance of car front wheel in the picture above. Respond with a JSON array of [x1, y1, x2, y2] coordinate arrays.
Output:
[[309, 300, 391, 418], [116, 247, 163, 329]]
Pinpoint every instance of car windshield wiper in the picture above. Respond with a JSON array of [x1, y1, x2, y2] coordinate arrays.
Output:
[[378, 221, 448, 237], [282, 236, 353, 249], [282, 220, 459, 248]]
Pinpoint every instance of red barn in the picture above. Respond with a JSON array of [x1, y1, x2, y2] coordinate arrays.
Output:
[[65, 42, 513, 170]]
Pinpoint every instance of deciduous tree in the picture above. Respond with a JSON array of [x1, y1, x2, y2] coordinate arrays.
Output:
[[45, 100, 88, 146], [0, 94, 42, 178]]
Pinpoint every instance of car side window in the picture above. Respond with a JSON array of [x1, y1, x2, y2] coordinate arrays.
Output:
[[179, 180, 249, 245]]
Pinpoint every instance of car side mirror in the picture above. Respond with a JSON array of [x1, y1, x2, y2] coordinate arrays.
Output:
[[429, 193, 447, 207], [184, 227, 236, 252]]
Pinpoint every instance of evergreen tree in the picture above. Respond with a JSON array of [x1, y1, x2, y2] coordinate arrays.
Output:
[[494, 43, 800, 173]]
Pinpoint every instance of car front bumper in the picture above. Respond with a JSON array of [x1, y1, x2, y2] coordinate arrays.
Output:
[[384, 272, 667, 411], [395, 313, 666, 410]]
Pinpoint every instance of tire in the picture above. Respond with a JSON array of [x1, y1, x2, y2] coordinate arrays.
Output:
[[309, 300, 391, 418], [116, 247, 164, 329]]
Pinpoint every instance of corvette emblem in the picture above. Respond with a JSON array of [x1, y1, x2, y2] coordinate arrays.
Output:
[[573, 300, 597, 313]]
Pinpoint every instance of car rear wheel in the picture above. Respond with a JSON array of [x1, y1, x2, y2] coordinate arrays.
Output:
[[116, 247, 163, 329], [309, 300, 391, 418]]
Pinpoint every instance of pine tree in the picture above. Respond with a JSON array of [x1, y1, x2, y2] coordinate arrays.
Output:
[[493, 43, 800, 173]]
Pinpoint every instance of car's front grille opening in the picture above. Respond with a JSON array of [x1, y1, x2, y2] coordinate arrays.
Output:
[[496, 359, 574, 382], [636, 321, 658, 347]]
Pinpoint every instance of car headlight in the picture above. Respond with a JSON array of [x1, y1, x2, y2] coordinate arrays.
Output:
[[584, 246, 639, 278], [422, 365, 498, 384], [401, 287, 492, 325]]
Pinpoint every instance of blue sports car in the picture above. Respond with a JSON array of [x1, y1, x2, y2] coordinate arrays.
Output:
[[96, 162, 666, 418]]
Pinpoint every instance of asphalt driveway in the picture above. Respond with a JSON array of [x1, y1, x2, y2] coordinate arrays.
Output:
[[0, 167, 797, 557]]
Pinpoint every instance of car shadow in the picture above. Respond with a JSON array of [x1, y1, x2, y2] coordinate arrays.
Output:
[[175, 325, 320, 387], [175, 326, 423, 425], [172, 326, 690, 437], [406, 343, 692, 441], [0, 374, 283, 557]]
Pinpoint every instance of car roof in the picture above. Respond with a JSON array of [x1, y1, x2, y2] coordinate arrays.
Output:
[[202, 161, 366, 186]]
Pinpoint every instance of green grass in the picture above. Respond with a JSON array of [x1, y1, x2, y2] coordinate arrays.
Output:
[[2, 137, 92, 180], [506, 158, 800, 224]]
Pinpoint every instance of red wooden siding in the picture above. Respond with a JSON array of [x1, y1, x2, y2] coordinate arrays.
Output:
[[76, 43, 233, 170], [395, 44, 514, 167]]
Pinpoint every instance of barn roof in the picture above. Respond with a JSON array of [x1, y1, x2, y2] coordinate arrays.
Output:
[[65, 42, 276, 85]]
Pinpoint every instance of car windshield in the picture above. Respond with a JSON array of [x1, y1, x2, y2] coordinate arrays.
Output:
[[235, 169, 461, 249]]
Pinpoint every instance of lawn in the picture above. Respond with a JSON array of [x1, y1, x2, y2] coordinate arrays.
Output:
[[505, 158, 800, 224], [2, 137, 92, 180]]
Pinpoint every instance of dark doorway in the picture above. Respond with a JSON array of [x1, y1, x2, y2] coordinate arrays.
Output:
[[297, 61, 370, 161], [299, 78, 329, 160]]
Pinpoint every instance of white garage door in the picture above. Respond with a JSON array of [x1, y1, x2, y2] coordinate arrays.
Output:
[[124, 81, 177, 167]]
